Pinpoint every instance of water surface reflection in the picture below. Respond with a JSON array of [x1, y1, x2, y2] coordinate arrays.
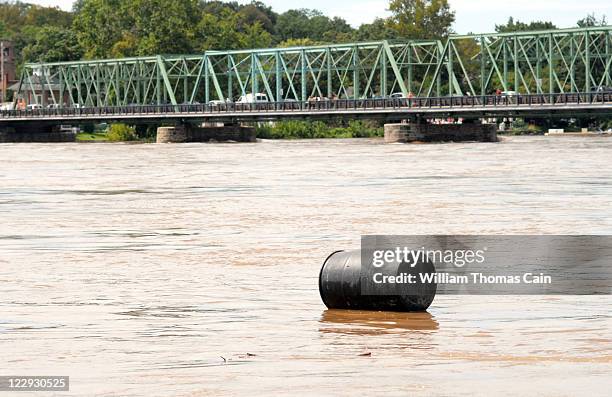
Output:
[[319, 309, 439, 335]]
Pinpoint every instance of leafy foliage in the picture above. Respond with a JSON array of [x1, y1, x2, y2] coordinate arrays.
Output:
[[196, 10, 272, 51], [577, 13, 608, 28], [74, 0, 200, 57], [355, 18, 399, 41], [0, 1, 77, 68], [495, 17, 557, 33], [279, 38, 322, 48], [3, 0, 599, 66], [107, 123, 137, 141], [21, 26, 83, 62], [71, 0, 124, 58], [387, 0, 455, 39], [256, 120, 383, 139], [238, 1, 276, 34]]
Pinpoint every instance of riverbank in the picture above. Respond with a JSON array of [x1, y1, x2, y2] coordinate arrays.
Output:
[[499, 117, 612, 136], [76, 132, 109, 141], [74, 120, 612, 142], [75, 120, 384, 142]]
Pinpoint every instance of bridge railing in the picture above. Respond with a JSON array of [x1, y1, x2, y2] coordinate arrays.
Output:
[[1, 92, 610, 119]]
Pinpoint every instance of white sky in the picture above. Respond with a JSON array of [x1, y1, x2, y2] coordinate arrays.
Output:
[[23, 0, 612, 34]]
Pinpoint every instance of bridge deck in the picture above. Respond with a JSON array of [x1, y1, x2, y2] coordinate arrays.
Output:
[[1, 93, 611, 124]]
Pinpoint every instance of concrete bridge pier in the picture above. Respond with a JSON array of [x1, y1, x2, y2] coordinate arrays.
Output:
[[156, 125, 188, 143], [384, 119, 497, 143], [156, 123, 256, 143], [383, 123, 410, 143]]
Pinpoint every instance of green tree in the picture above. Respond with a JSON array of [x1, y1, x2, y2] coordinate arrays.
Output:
[[279, 38, 321, 47], [0, 1, 76, 67], [238, 2, 276, 34], [23, 5, 72, 28], [0, 2, 74, 41], [196, 10, 245, 50], [196, 7, 273, 51], [275, 9, 354, 43], [355, 18, 398, 41], [577, 13, 608, 27], [127, 0, 199, 55], [201, 0, 240, 15], [242, 22, 273, 49], [321, 17, 354, 43], [495, 17, 557, 33], [74, 0, 199, 57], [387, 0, 455, 39], [110, 32, 138, 58], [0, 1, 32, 34], [21, 26, 83, 62], [107, 123, 137, 141], [72, 0, 126, 58], [275, 9, 319, 41]]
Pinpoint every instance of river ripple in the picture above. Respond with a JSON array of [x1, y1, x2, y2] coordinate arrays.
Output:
[[1, 136, 611, 396]]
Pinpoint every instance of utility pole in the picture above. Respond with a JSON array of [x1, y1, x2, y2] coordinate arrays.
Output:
[[1, 41, 4, 103]]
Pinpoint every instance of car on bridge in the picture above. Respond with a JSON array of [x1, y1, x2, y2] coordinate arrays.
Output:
[[237, 93, 269, 103], [0, 102, 15, 111], [390, 92, 417, 99]]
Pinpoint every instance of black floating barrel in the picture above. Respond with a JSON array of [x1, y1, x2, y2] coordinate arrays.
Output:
[[319, 250, 437, 312]]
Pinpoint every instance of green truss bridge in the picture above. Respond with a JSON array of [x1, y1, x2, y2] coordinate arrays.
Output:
[[2, 25, 612, 124]]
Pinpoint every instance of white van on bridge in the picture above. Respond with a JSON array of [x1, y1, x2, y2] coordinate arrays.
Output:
[[237, 93, 269, 103]]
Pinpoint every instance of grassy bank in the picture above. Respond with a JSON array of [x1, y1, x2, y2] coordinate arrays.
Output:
[[255, 120, 383, 139], [76, 132, 109, 141], [76, 124, 155, 142]]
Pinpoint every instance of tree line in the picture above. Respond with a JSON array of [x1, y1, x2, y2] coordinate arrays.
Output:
[[0, 0, 606, 68]]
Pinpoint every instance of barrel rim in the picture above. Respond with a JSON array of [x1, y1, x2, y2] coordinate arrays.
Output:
[[318, 250, 345, 309]]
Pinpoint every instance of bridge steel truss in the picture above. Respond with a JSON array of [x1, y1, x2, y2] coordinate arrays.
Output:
[[15, 26, 612, 107]]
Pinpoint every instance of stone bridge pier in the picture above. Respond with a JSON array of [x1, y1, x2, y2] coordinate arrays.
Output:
[[384, 120, 497, 143], [156, 123, 257, 143]]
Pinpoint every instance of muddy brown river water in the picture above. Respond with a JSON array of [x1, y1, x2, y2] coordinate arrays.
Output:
[[1, 136, 611, 396]]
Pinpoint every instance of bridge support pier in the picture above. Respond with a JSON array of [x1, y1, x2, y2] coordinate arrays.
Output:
[[156, 126, 188, 143], [383, 123, 411, 143], [384, 121, 497, 143], [156, 124, 256, 143], [0, 125, 76, 143]]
